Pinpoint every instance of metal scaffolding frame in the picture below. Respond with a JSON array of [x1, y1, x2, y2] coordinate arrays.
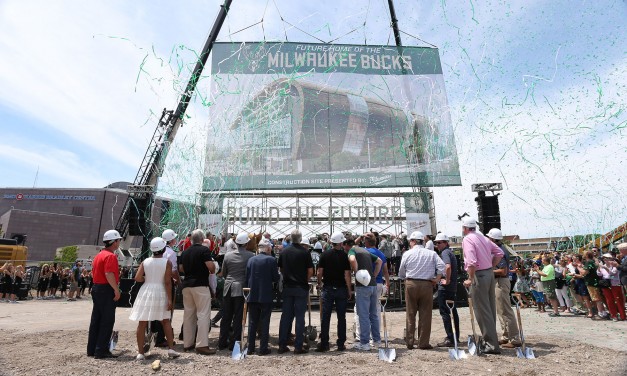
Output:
[[198, 191, 416, 238]]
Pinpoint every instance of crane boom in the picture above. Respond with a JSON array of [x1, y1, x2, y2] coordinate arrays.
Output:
[[116, 0, 233, 250]]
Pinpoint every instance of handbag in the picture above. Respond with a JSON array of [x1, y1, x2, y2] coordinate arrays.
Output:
[[598, 279, 611, 288]]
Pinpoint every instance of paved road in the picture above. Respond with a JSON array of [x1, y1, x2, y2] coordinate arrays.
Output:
[[1, 297, 625, 352]]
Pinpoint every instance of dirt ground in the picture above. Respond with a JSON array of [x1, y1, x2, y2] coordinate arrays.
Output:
[[1, 298, 626, 376]]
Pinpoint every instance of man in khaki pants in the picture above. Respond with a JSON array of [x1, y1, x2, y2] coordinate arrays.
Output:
[[398, 231, 445, 350], [487, 228, 520, 348]]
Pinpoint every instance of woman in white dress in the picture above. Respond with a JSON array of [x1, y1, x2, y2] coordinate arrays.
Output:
[[130, 237, 180, 360]]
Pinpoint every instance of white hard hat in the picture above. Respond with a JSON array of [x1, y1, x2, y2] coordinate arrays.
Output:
[[313, 241, 323, 250], [103, 229, 122, 242], [330, 232, 346, 244], [462, 217, 477, 228], [355, 269, 371, 286], [487, 228, 503, 240], [434, 233, 449, 242], [161, 229, 178, 242], [409, 231, 424, 241], [300, 238, 311, 247], [150, 237, 167, 253], [235, 232, 250, 245]]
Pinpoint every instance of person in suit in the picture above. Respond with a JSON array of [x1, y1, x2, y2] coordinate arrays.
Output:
[[218, 232, 255, 351], [245, 238, 280, 355]]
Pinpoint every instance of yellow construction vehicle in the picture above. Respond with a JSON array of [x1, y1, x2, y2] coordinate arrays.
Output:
[[0, 239, 27, 267], [579, 222, 627, 253]]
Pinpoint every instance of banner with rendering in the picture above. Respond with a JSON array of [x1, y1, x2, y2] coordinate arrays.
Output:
[[203, 42, 460, 191]]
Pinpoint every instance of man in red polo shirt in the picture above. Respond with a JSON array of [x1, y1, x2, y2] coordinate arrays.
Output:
[[87, 229, 122, 359]]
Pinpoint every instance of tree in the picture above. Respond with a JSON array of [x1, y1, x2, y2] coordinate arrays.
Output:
[[54, 245, 78, 267]]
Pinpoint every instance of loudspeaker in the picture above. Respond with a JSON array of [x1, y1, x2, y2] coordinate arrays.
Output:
[[128, 198, 148, 236], [476, 194, 501, 233]]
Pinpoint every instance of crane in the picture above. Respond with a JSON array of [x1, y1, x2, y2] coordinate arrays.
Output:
[[116, 0, 233, 257]]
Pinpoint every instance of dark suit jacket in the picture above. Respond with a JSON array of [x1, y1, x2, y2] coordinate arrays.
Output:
[[245, 253, 280, 304]]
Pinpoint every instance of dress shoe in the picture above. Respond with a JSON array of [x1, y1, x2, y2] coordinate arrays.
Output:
[[278, 346, 291, 354], [436, 339, 454, 347], [501, 342, 516, 349], [498, 339, 509, 345], [196, 346, 216, 355], [315, 344, 330, 352], [294, 348, 309, 355], [183, 346, 195, 352], [94, 352, 118, 359], [419, 344, 433, 350], [247, 349, 256, 355], [406, 344, 416, 350], [482, 348, 501, 355], [155, 341, 169, 348], [337, 345, 346, 351], [258, 349, 272, 356]]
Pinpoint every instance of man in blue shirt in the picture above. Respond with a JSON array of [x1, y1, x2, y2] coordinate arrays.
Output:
[[353, 233, 390, 345]]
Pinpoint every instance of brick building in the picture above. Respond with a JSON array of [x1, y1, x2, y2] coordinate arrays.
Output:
[[0, 183, 169, 263]]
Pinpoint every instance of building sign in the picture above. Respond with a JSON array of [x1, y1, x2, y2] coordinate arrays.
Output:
[[2, 194, 97, 201], [203, 41, 460, 191], [225, 205, 404, 225]]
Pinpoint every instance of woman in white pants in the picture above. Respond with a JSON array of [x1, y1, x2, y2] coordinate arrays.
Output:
[[554, 260, 572, 312]]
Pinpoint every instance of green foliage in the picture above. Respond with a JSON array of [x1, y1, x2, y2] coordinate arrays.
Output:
[[54, 245, 78, 267]]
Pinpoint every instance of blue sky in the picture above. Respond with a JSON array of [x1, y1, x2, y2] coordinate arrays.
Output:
[[0, 0, 625, 238]]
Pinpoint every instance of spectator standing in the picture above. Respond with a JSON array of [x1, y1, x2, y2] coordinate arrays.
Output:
[[354, 233, 390, 343], [152, 229, 181, 348], [277, 229, 314, 355], [534, 256, 560, 317], [218, 232, 255, 351], [579, 251, 609, 319], [461, 217, 504, 354], [245, 238, 279, 355], [315, 232, 352, 352], [180, 229, 216, 355], [614, 243, 627, 295], [434, 233, 460, 348], [398, 231, 444, 350], [597, 253, 625, 321], [554, 259, 573, 313], [87, 230, 122, 359], [129, 237, 180, 360], [345, 236, 382, 351]]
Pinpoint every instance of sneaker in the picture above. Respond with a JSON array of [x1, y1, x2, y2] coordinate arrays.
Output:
[[372, 341, 382, 348], [548, 312, 560, 317], [352, 342, 371, 351], [501, 342, 516, 349], [168, 349, 180, 358], [135, 354, 145, 361]]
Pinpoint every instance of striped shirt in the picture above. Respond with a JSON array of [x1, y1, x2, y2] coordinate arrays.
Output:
[[399, 245, 445, 280]]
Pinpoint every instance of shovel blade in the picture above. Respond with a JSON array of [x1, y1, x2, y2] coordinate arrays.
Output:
[[525, 347, 535, 359], [449, 348, 467, 360], [467, 336, 477, 356], [232, 341, 245, 360], [378, 348, 396, 363]]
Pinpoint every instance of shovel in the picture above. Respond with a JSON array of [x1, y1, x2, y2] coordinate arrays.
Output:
[[513, 299, 535, 359], [305, 284, 318, 341], [232, 288, 251, 360], [446, 300, 466, 360], [110, 330, 119, 353], [465, 286, 481, 356], [378, 296, 396, 362], [142, 326, 153, 354]]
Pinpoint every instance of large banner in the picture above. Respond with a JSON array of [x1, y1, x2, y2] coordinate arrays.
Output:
[[203, 42, 460, 191]]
